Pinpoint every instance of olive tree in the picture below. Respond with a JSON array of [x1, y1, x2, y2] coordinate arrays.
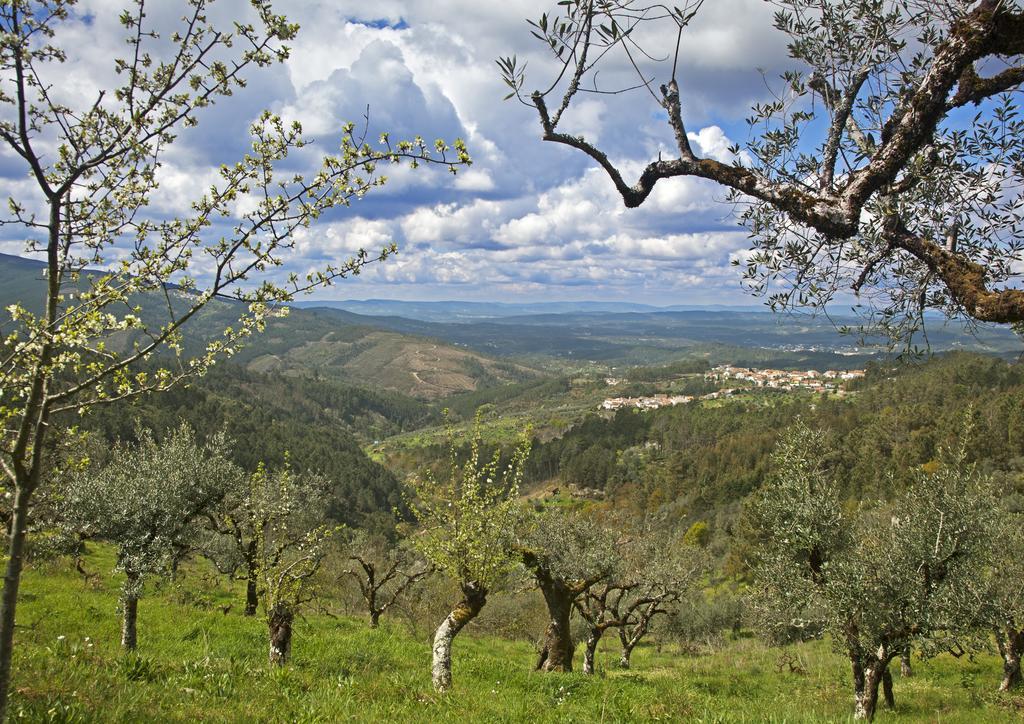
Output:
[[62, 423, 241, 650], [0, 1, 467, 712], [406, 416, 531, 692], [573, 529, 705, 674], [750, 423, 995, 721], [974, 509, 1024, 691], [520, 510, 618, 673], [504, 1, 1024, 342], [614, 531, 708, 670], [340, 530, 431, 629]]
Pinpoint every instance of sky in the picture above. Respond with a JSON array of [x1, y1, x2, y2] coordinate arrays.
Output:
[[0, 0, 800, 306]]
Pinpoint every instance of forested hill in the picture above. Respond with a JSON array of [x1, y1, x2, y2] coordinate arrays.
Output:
[[75, 364, 433, 529], [0, 253, 540, 399], [523, 353, 1024, 557]]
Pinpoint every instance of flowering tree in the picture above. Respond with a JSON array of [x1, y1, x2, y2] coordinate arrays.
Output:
[[244, 463, 336, 666], [406, 414, 530, 692], [0, 0, 467, 712], [62, 423, 241, 650], [203, 458, 330, 618]]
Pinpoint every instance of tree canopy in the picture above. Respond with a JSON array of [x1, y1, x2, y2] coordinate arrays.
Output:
[[504, 0, 1024, 342]]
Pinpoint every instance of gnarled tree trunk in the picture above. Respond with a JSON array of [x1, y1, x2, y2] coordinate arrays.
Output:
[[899, 648, 912, 677], [432, 581, 487, 692], [619, 645, 633, 669], [882, 668, 894, 709], [997, 626, 1024, 692], [852, 648, 893, 721], [854, 662, 883, 721], [618, 626, 640, 669], [535, 576, 575, 672], [268, 605, 294, 665]]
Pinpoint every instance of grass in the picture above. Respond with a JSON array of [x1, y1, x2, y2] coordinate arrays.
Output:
[[9, 546, 1024, 722]]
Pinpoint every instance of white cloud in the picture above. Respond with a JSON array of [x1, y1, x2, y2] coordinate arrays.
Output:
[[0, 1, 799, 305]]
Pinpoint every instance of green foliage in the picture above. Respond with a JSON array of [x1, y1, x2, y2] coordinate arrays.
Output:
[[407, 414, 530, 589], [79, 362, 411, 529], [751, 422, 997, 689], [62, 423, 241, 599], [8, 547, 1023, 721], [521, 509, 619, 585]]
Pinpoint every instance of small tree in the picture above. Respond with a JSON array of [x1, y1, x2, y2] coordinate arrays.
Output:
[[340, 530, 431, 629], [520, 510, 618, 673], [407, 415, 530, 693], [614, 532, 707, 670], [0, 1, 467, 711], [751, 423, 994, 721], [62, 423, 241, 650], [977, 509, 1024, 691], [574, 581, 631, 675], [203, 459, 330, 617], [245, 463, 336, 666]]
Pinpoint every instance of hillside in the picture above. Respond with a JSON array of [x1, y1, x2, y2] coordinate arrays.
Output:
[[0, 254, 541, 400], [297, 305, 1022, 365], [10, 545, 1019, 722], [239, 317, 539, 399], [76, 363, 432, 527]]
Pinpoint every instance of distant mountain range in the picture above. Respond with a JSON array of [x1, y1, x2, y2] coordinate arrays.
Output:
[[292, 298, 770, 322], [2, 253, 1021, 387]]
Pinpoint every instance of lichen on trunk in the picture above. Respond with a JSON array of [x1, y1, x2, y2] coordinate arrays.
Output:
[[432, 581, 487, 692], [852, 649, 894, 721], [582, 631, 601, 675], [997, 626, 1024, 692], [121, 595, 139, 651]]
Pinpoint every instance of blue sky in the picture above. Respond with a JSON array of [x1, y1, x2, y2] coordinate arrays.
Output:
[[0, 0, 800, 305]]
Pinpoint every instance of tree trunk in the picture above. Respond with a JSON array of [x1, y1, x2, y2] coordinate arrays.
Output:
[[854, 660, 886, 721], [619, 646, 633, 669], [244, 575, 258, 617], [243, 544, 259, 616], [998, 627, 1024, 692], [536, 578, 575, 672], [882, 668, 895, 709], [431, 581, 487, 692], [369, 609, 381, 629], [618, 627, 635, 669], [899, 648, 912, 677], [121, 594, 139, 651], [0, 485, 32, 720], [583, 630, 601, 675], [268, 605, 294, 666]]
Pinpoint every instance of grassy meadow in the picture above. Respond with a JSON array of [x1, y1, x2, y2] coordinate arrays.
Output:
[[7, 546, 1024, 722]]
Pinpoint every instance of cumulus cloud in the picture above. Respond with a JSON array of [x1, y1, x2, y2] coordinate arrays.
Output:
[[0, 1, 797, 305]]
